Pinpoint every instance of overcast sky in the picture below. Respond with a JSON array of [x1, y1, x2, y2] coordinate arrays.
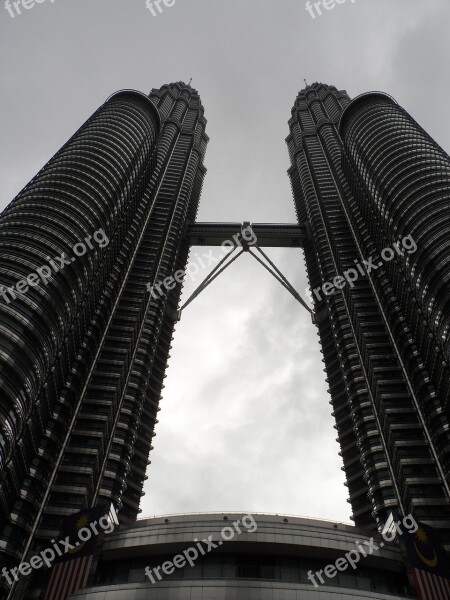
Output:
[[1, 0, 449, 525]]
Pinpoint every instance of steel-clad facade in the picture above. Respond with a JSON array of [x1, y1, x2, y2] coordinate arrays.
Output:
[[0, 83, 208, 596], [1, 79, 450, 599], [287, 83, 450, 541]]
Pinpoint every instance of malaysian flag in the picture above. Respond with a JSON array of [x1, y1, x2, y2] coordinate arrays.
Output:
[[401, 517, 450, 600], [43, 504, 118, 600], [44, 555, 92, 600]]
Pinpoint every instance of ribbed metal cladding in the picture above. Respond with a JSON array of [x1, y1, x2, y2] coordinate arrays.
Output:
[[287, 83, 450, 540], [340, 94, 450, 410], [0, 82, 208, 591], [0, 91, 160, 569]]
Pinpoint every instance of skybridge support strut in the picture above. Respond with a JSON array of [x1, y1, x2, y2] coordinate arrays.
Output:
[[177, 246, 245, 316], [176, 223, 314, 321], [247, 245, 313, 315]]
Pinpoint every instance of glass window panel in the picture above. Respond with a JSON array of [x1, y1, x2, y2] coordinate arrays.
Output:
[[281, 558, 300, 582], [339, 571, 356, 588], [203, 556, 222, 578], [222, 556, 236, 578]]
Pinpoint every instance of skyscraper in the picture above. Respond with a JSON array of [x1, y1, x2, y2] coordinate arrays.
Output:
[[2, 78, 450, 599], [287, 83, 450, 541], [0, 82, 208, 589]]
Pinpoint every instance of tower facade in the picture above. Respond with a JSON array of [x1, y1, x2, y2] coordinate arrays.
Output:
[[2, 78, 450, 599], [0, 83, 208, 581], [287, 83, 450, 539]]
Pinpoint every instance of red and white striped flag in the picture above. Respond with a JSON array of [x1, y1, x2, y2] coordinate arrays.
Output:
[[401, 517, 450, 600], [43, 504, 118, 600], [413, 568, 450, 600], [44, 556, 92, 600]]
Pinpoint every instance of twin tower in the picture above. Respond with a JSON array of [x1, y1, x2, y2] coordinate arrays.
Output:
[[1, 81, 450, 585]]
